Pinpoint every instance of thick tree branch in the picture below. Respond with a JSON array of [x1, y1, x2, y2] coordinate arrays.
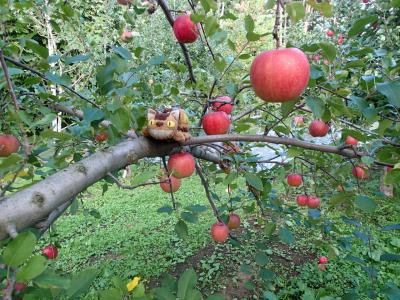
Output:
[[157, 0, 196, 83]]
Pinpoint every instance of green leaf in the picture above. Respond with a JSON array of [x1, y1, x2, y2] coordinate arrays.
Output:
[[204, 16, 219, 37], [318, 43, 336, 61], [380, 253, 400, 262], [265, 222, 276, 236], [99, 288, 124, 300], [190, 14, 204, 23], [376, 80, 400, 107], [112, 46, 132, 60], [131, 171, 155, 185], [177, 268, 197, 300], [263, 291, 279, 300], [0, 154, 23, 170], [44, 72, 72, 86], [185, 204, 208, 213], [244, 15, 255, 33], [355, 195, 377, 213], [155, 287, 176, 300], [181, 211, 198, 223], [307, 0, 332, 17], [279, 227, 294, 244], [34, 270, 71, 289], [24, 39, 49, 59], [207, 295, 226, 300], [108, 108, 131, 132], [306, 97, 325, 118], [83, 108, 105, 125], [157, 205, 173, 215], [348, 15, 378, 37], [175, 220, 188, 239], [3, 231, 37, 267], [245, 173, 263, 191], [260, 269, 275, 282], [41, 130, 73, 141], [64, 54, 90, 65], [265, 0, 275, 9], [16, 255, 47, 281], [66, 268, 98, 297], [391, 0, 400, 7], [281, 100, 298, 117], [255, 251, 268, 265], [286, 2, 305, 23]]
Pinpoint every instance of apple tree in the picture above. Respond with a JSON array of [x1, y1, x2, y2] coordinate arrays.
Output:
[[0, 0, 399, 299]]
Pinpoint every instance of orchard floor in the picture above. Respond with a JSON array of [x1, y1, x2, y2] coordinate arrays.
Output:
[[45, 176, 400, 299]]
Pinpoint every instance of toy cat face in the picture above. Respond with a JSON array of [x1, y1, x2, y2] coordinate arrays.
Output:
[[146, 108, 180, 140]]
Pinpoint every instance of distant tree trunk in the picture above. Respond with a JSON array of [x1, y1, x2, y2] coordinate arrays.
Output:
[[44, 0, 62, 132], [380, 168, 393, 197]]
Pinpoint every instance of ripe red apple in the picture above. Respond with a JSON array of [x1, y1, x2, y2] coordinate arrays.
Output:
[[326, 29, 334, 37], [352, 166, 367, 179], [287, 174, 302, 187], [337, 35, 344, 45], [0, 134, 20, 157], [121, 29, 133, 42], [345, 135, 358, 145], [386, 166, 393, 172], [5, 280, 27, 292], [210, 221, 229, 243], [160, 176, 181, 193], [212, 96, 233, 114], [319, 256, 328, 264], [173, 15, 199, 43], [363, 0, 369, 3], [296, 195, 308, 206], [309, 120, 329, 137], [95, 131, 108, 142], [42, 244, 58, 259], [168, 152, 195, 178], [312, 54, 321, 62], [323, 59, 330, 65], [227, 213, 241, 229], [202, 111, 230, 135], [307, 196, 321, 209], [293, 116, 304, 126], [250, 48, 310, 102], [117, 0, 131, 4]]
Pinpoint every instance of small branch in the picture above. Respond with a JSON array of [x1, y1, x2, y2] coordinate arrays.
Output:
[[232, 84, 252, 101], [219, 41, 249, 81], [37, 198, 75, 235], [197, 79, 218, 126], [317, 84, 350, 106], [3, 268, 16, 300], [272, 0, 282, 48], [232, 104, 261, 122], [3, 55, 100, 108], [157, 0, 196, 83], [107, 172, 168, 190], [195, 162, 222, 221], [161, 156, 177, 210]]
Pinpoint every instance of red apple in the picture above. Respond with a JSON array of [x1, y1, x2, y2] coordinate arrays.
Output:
[[168, 152, 195, 178], [121, 29, 133, 42], [202, 111, 230, 135], [386, 166, 393, 172], [293, 116, 304, 126], [95, 131, 108, 142], [307, 196, 321, 209], [42, 244, 58, 259], [210, 221, 229, 243], [345, 135, 358, 145], [363, 0, 369, 3], [326, 29, 334, 37], [14, 282, 27, 292], [173, 15, 199, 43], [0, 134, 20, 157], [337, 35, 344, 45], [323, 59, 330, 65], [309, 120, 329, 137], [352, 166, 367, 179], [212, 96, 233, 114], [318, 263, 327, 271], [160, 176, 181, 193], [250, 48, 310, 102], [287, 174, 302, 187], [227, 213, 241, 229], [319, 256, 328, 264], [117, 0, 131, 4], [296, 195, 308, 206]]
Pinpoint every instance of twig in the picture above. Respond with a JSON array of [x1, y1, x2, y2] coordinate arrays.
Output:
[[3, 268, 16, 300], [219, 41, 249, 81], [272, 0, 282, 48], [107, 172, 168, 190], [37, 198, 75, 235], [157, 0, 196, 83], [161, 156, 177, 209], [195, 162, 222, 221], [3, 55, 100, 108]]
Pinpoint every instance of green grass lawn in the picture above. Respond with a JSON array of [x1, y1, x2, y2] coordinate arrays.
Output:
[[44, 176, 217, 291]]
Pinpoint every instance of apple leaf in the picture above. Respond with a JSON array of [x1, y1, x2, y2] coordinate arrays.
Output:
[[355, 195, 377, 213], [175, 220, 188, 239], [382, 224, 400, 231], [244, 15, 255, 33], [380, 253, 400, 262], [348, 15, 378, 37], [376, 80, 400, 107], [318, 42, 336, 61], [255, 252, 268, 265], [16, 255, 47, 281], [279, 227, 294, 244], [66, 268, 99, 298], [286, 2, 305, 23], [177, 268, 197, 300], [3, 231, 37, 267], [245, 173, 263, 191], [306, 97, 325, 118]]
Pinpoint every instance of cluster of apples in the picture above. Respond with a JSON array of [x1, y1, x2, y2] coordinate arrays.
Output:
[[287, 174, 321, 209], [202, 96, 234, 135], [159, 151, 196, 193], [0, 134, 20, 157], [326, 29, 344, 45], [210, 213, 241, 243], [318, 255, 329, 271]]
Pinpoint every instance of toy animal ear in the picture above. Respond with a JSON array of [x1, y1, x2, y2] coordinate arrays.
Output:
[[147, 109, 156, 120], [170, 109, 180, 121]]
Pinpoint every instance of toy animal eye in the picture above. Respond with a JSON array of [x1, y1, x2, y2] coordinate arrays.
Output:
[[167, 121, 175, 128], [149, 119, 156, 126]]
